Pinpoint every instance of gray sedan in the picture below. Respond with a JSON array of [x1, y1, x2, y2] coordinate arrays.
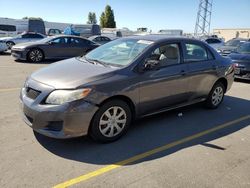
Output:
[[0, 32, 46, 49], [11, 35, 99, 62], [20, 35, 234, 142]]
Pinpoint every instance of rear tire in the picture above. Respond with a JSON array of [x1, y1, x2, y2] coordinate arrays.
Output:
[[90, 100, 132, 143], [205, 82, 225, 109], [27, 48, 44, 63]]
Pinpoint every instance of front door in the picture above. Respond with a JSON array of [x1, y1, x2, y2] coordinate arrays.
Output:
[[138, 42, 189, 116]]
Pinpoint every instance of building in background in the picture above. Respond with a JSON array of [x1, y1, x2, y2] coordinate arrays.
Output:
[[213, 28, 250, 41]]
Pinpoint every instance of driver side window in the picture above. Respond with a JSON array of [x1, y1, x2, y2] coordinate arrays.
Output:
[[149, 43, 181, 67]]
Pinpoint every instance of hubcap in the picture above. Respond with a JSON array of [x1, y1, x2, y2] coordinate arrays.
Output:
[[212, 86, 223, 106], [30, 50, 43, 62], [99, 106, 127, 137], [6, 42, 13, 49]]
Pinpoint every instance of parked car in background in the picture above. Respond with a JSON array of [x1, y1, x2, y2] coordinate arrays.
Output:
[[20, 35, 234, 142], [217, 38, 249, 56], [0, 32, 46, 49], [229, 42, 250, 80], [88, 35, 111, 45], [11, 35, 99, 62], [204, 38, 224, 50], [0, 40, 8, 52]]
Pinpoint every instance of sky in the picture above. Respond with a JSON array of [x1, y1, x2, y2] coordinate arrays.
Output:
[[0, 0, 249, 33]]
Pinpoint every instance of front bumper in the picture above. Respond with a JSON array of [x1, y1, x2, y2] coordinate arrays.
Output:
[[20, 79, 99, 139], [11, 49, 27, 60]]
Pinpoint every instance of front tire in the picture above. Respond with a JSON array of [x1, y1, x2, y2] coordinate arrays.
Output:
[[205, 82, 225, 109], [90, 100, 132, 143], [27, 48, 44, 63]]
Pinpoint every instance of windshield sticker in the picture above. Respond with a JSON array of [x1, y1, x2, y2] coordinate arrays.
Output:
[[137, 40, 154, 45]]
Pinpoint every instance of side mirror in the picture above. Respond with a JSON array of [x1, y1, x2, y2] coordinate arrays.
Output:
[[143, 59, 159, 70]]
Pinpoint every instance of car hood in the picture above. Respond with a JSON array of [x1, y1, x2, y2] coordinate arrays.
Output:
[[229, 53, 250, 61], [30, 58, 118, 89]]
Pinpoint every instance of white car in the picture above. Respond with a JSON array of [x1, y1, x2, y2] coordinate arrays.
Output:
[[0, 32, 46, 49], [0, 41, 8, 52], [204, 38, 225, 50]]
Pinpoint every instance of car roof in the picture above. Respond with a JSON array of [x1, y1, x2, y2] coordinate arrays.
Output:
[[48, 35, 88, 39], [125, 34, 201, 43]]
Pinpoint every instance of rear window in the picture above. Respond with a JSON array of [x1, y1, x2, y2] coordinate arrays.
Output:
[[184, 43, 214, 62]]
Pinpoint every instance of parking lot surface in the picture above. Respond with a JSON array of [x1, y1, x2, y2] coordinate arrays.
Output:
[[0, 52, 250, 188]]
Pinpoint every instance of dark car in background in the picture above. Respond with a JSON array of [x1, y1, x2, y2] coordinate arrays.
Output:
[[217, 38, 249, 56], [229, 42, 250, 80], [204, 37, 224, 50], [20, 35, 234, 142], [88, 35, 111, 45], [11, 35, 99, 62]]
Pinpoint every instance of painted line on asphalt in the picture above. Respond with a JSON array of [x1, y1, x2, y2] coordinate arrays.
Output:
[[0, 88, 20, 92], [53, 114, 250, 188]]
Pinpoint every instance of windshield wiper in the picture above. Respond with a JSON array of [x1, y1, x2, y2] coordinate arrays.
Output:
[[86, 58, 110, 67]]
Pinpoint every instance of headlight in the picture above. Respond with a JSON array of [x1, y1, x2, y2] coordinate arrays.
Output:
[[216, 49, 222, 53], [45, 88, 92, 105]]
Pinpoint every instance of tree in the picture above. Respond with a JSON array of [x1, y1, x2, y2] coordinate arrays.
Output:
[[99, 5, 116, 28], [22, 17, 43, 20], [87, 12, 97, 24], [100, 12, 106, 28]]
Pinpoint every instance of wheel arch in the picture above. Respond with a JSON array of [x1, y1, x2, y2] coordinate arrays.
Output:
[[214, 77, 228, 92], [97, 95, 137, 120], [26, 47, 45, 61]]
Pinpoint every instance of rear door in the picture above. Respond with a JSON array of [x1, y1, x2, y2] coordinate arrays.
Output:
[[182, 42, 218, 101], [68, 37, 91, 56], [46, 37, 71, 58], [29, 33, 44, 42]]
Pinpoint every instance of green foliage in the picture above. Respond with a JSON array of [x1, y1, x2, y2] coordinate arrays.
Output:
[[87, 12, 97, 24], [100, 12, 106, 28], [22, 17, 43, 21], [99, 5, 116, 28]]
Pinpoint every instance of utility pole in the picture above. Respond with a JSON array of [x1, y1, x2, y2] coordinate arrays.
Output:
[[194, 0, 213, 37]]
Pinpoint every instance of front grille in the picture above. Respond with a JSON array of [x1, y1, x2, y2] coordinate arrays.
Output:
[[25, 87, 41, 100]]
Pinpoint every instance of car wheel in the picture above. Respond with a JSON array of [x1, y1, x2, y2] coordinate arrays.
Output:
[[90, 100, 132, 143], [205, 82, 225, 109], [6, 41, 15, 49], [28, 49, 44, 63]]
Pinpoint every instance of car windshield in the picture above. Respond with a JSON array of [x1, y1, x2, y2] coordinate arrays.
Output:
[[237, 43, 250, 54], [225, 39, 245, 46], [84, 38, 153, 67]]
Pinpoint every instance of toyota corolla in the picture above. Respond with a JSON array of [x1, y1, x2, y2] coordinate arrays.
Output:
[[20, 35, 234, 142]]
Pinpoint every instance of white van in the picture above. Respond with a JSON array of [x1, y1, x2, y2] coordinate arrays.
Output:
[[0, 24, 17, 37]]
